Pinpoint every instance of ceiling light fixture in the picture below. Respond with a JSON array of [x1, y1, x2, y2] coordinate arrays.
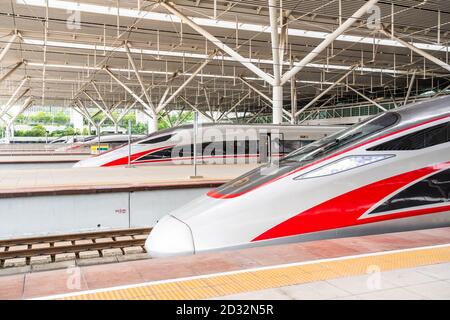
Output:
[[16, 0, 450, 52], [23, 38, 410, 75]]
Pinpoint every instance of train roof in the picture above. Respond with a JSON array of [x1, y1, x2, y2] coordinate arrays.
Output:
[[144, 123, 346, 138], [394, 95, 450, 124]]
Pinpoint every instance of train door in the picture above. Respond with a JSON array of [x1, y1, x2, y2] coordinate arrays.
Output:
[[258, 132, 269, 163], [258, 132, 284, 163]]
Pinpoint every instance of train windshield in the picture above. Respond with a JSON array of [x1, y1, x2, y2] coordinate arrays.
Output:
[[212, 112, 399, 197], [284, 112, 399, 164]]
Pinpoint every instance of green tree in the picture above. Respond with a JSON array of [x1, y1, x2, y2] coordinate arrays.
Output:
[[53, 111, 70, 124], [158, 111, 194, 130], [30, 112, 52, 124], [28, 125, 47, 137], [50, 126, 80, 137], [14, 130, 26, 137], [119, 112, 136, 127], [132, 122, 147, 134], [15, 114, 26, 124]]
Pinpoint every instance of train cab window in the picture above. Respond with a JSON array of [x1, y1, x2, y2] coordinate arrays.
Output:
[[284, 112, 400, 164], [367, 121, 450, 151], [139, 134, 173, 144], [370, 168, 450, 214], [213, 113, 400, 197]]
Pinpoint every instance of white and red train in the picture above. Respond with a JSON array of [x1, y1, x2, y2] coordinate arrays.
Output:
[[73, 124, 344, 167], [57, 134, 145, 153], [146, 96, 450, 257]]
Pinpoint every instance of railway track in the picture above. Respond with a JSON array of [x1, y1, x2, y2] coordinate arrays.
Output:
[[0, 227, 152, 268]]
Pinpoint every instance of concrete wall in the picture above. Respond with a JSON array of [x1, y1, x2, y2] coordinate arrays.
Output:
[[0, 188, 210, 239]]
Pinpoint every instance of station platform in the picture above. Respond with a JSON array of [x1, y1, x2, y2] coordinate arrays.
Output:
[[1, 227, 449, 300], [0, 155, 91, 164], [0, 164, 259, 239], [0, 163, 258, 198]]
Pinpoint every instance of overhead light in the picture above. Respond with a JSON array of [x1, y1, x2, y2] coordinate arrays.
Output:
[[16, 0, 450, 53], [23, 38, 409, 75], [25, 61, 335, 85]]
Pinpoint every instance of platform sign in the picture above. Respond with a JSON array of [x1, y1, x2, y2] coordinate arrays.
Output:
[[91, 145, 110, 155]]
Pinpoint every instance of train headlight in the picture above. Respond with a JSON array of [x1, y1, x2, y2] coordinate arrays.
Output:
[[295, 155, 394, 179]]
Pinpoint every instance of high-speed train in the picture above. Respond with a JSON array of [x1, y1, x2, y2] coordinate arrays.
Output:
[[73, 124, 344, 167], [58, 134, 145, 153], [146, 96, 450, 257], [49, 135, 90, 144]]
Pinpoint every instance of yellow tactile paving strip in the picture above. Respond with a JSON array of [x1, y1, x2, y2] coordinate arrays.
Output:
[[60, 245, 450, 300]]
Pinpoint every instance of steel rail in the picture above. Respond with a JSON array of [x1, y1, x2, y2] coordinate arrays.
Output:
[[0, 227, 152, 267]]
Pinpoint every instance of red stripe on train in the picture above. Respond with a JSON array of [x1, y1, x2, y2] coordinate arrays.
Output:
[[252, 162, 450, 241], [101, 146, 173, 167], [132, 154, 261, 164]]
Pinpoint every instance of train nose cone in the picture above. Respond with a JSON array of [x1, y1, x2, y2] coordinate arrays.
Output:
[[145, 215, 194, 258]]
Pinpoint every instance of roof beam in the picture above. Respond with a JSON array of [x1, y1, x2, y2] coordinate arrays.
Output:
[[98, 101, 122, 126], [202, 87, 213, 118], [7, 96, 33, 126], [240, 76, 272, 103], [0, 32, 18, 63], [124, 42, 156, 111], [0, 77, 28, 120], [404, 69, 417, 105], [345, 84, 387, 112], [73, 100, 97, 128], [156, 52, 215, 113], [103, 66, 154, 113], [281, 0, 379, 85], [379, 26, 450, 73], [239, 76, 292, 119], [159, 1, 274, 85], [298, 94, 337, 124], [91, 81, 112, 116], [83, 90, 116, 123], [295, 65, 357, 118], [246, 105, 268, 123], [0, 61, 24, 85], [179, 96, 215, 122], [117, 101, 136, 122], [217, 92, 250, 121]]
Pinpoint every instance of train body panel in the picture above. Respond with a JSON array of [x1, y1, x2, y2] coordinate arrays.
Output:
[[146, 96, 450, 257]]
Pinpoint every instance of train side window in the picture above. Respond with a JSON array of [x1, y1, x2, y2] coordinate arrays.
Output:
[[246, 140, 259, 154], [136, 147, 174, 160], [367, 121, 450, 151], [235, 140, 246, 154], [282, 140, 302, 154], [370, 168, 450, 214], [139, 134, 173, 144], [182, 145, 194, 158], [448, 122, 450, 141], [202, 142, 224, 156]]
